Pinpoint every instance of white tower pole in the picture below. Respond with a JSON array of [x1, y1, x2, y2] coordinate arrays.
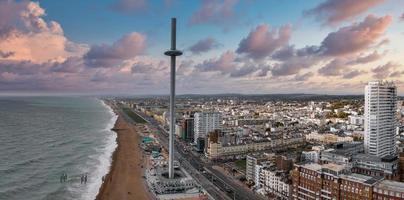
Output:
[[164, 18, 182, 179]]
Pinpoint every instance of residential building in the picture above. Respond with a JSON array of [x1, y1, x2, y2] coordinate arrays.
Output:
[[258, 167, 291, 199], [246, 154, 273, 182], [205, 130, 304, 160], [194, 112, 222, 143], [182, 118, 194, 142], [306, 132, 353, 144], [339, 173, 382, 200], [302, 151, 319, 163], [373, 180, 404, 199], [352, 154, 399, 180], [320, 142, 364, 165], [348, 115, 364, 126], [364, 81, 397, 157], [291, 163, 348, 200], [291, 163, 383, 200]]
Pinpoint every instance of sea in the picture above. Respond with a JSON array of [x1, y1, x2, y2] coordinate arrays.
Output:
[[0, 96, 117, 200]]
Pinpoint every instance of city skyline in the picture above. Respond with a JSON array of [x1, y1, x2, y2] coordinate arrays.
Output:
[[1, 0, 404, 95]]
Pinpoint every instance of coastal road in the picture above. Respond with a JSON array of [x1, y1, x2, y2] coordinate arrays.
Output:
[[131, 108, 265, 200], [130, 109, 231, 200], [115, 106, 230, 200]]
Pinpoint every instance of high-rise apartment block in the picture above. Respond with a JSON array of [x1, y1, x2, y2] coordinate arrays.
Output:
[[364, 81, 397, 158], [182, 117, 194, 142], [193, 112, 222, 142]]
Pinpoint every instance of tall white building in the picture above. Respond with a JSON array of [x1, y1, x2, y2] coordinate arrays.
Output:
[[193, 112, 222, 142], [364, 81, 397, 158]]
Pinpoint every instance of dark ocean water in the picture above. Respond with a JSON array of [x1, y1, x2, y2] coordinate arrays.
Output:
[[0, 96, 117, 200]]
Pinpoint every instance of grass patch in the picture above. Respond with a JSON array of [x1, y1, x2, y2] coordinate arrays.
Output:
[[123, 108, 147, 124], [235, 159, 247, 171]]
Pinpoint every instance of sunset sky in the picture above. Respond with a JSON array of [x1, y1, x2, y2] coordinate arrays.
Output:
[[0, 0, 403, 95]]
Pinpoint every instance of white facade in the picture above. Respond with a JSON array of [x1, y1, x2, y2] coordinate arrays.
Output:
[[255, 165, 290, 199], [364, 81, 397, 157], [246, 155, 259, 181], [348, 115, 364, 126], [301, 151, 319, 163], [193, 112, 222, 142], [262, 170, 289, 199]]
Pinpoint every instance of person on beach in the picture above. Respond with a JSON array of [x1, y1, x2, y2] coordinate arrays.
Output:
[[84, 174, 87, 184], [80, 175, 84, 184], [60, 174, 63, 183], [102, 176, 105, 182]]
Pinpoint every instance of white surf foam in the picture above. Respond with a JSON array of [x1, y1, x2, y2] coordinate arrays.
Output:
[[81, 99, 118, 200]]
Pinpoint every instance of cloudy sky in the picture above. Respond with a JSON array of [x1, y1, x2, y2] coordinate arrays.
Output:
[[0, 0, 403, 95]]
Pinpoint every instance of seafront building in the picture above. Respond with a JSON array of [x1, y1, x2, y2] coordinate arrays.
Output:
[[205, 129, 305, 160], [193, 112, 222, 150], [364, 81, 397, 157]]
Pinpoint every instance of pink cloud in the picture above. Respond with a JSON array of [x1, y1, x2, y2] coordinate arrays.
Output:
[[348, 51, 385, 64], [189, 37, 221, 54], [189, 0, 238, 26], [306, 0, 386, 25], [372, 62, 402, 79], [0, 1, 151, 92], [0, 50, 14, 58], [0, 1, 86, 63], [84, 32, 147, 68], [197, 50, 236, 73], [318, 58, 368, 78], [320, 15, 392, 56], [271, 56, 317, 76], [110, 0, 147, 13], [237, 24, 292, 60], [294, 72, 314, 81], [342, 70, 364, 79]]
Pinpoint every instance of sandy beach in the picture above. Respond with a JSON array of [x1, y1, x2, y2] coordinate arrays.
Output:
[[95, 110, 151, 200]]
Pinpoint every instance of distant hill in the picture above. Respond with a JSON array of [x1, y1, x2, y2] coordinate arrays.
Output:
[[111, 93, 403, 102]]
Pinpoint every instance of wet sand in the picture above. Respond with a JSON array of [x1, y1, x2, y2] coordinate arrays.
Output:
[[95, 112, 152, 200]]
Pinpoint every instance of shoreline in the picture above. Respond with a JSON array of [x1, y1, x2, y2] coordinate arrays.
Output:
[[95, 102, 151, 200]]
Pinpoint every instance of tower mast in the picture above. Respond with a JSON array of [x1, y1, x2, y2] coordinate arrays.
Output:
[[164, 18, 182, 179]]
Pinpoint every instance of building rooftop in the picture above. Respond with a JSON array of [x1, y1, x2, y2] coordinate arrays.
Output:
[[299, 163, 346, 172], [354, 153, 398, 163], [368, 80, 395, 87], [340, 173, 382, 185], [322, 163, 347, 172], [375, 180, 404, 192], [353, 153, 382, 162], [299, 163, 323, 171], [329, 142, 363, 155]]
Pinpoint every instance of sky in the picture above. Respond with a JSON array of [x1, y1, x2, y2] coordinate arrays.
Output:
[[0, 0, 403, 95]]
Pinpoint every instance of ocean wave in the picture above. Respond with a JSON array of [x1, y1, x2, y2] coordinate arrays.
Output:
[[0, 169, 51, 195], [0, 156, 46, 174], [79, 99, 118, 200]]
